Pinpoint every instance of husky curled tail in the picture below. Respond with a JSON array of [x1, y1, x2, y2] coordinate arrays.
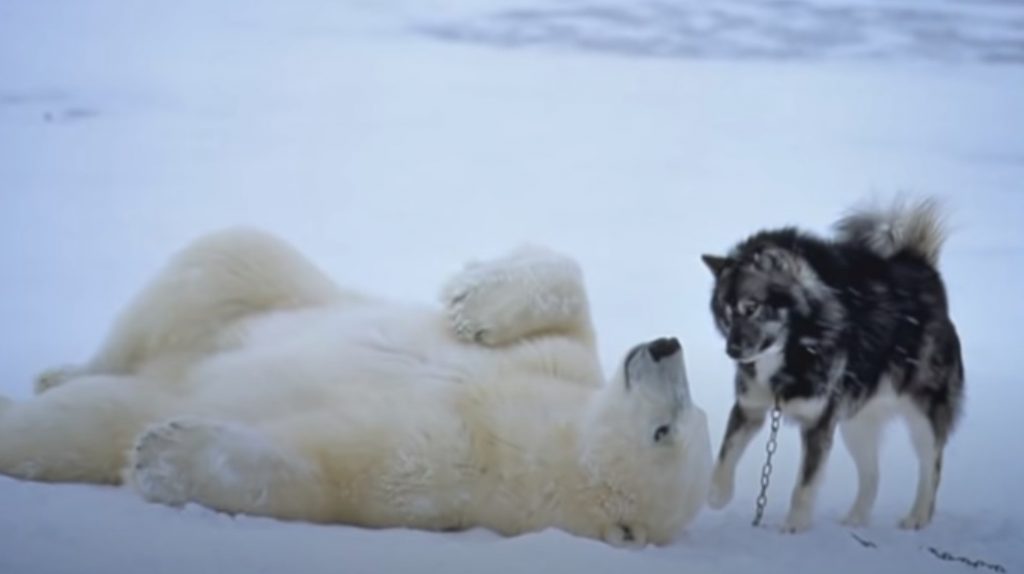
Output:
[[834, 198, 947, 266], [702, 196, 963, 533]]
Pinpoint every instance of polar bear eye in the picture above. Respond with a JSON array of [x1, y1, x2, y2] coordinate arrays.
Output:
[[653, 424, 671, 443]]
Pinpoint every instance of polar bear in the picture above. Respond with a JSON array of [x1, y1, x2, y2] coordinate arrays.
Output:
[[0, 229, 712, 546]]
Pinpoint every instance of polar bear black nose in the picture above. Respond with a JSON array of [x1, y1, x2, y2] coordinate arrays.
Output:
[[648, 337, 681, 362]]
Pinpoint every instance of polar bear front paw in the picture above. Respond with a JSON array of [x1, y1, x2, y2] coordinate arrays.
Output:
[[441, 247, 585, 347], [129, 418, 223, 507], [444, 280, 506, 345]]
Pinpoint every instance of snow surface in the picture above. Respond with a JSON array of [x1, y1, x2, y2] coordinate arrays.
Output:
[[1, 0, 1023, 572]]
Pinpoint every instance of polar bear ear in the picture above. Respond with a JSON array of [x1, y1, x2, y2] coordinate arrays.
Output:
[[701, 255, 731, 277]]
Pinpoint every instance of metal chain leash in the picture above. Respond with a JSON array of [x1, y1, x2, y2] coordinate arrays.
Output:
[[752, 399, 782, 528], [926, 547, 1007, 572], [746, 398, 1007, 573], [852, 534, 1007, 573]]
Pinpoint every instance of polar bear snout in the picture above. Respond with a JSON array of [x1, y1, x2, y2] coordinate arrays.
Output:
[[621, 337, 691, 414], [647, 337, 681, 362], [625, 339, 686, 388]]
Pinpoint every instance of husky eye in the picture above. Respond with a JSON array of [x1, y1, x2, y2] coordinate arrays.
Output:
[[722, 305, 734, 323], [653, 424, 672, 443], [737, 299, 761, 317]]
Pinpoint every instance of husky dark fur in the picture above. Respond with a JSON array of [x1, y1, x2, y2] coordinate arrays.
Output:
[[701, 199, 964, 533]]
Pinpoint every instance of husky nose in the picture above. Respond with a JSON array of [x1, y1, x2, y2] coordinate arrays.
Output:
[[726, 342, 742, 359], [648, 337, 681, 362]]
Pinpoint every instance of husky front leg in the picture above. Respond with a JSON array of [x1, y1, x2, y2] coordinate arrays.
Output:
[[783, 403, 838, 533], [441, 246, 596, 348], [708, 402, 768, 509]]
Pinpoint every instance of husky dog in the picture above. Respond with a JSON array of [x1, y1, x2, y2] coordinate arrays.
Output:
[[701, 199, 964, 533], [0, 229, 712, 546]]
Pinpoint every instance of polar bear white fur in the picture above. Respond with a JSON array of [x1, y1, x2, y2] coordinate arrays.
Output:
[[0, 229, 712, 546]]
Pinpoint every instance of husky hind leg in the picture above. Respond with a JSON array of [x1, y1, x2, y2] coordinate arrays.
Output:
[[839, 411, 884, 527], [900, 404, 947, 530], [899, 319, 962, 530], [39, 229, 355, 390], [441, 246, 596, 348]]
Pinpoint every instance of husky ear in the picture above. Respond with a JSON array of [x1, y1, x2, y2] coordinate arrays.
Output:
[[754, 248, 797, 274], [701, 254, 731, 276]]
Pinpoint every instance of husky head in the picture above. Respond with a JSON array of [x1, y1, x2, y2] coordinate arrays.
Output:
[[702, 245, 824, 364], [579, 337, 711, 546]]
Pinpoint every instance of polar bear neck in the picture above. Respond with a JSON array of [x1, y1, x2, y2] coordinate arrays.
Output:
[[454, 379, 598, 533]]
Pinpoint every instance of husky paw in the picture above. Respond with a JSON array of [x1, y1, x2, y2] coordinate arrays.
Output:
[[780, 512, 813, 534], [34, 364, 86, 394], [129, 418, 223, 506], [898, 510, 933, 530], [707, 477, 734, 510], [707, 465, 735, 509], [841, 510, 870, 528]]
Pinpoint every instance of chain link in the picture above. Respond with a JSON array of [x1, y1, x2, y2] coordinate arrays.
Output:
[[748, 403, 1007, 574], [852, 535, 1007, 573], [927, 547, 1007, 573], [752, 399, 782, 528]]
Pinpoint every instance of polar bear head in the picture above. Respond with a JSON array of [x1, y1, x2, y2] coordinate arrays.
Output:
[[578, 337, 712, 546]]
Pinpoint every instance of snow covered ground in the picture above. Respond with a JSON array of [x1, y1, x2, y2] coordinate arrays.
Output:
[[1, 0, 1023, 572]]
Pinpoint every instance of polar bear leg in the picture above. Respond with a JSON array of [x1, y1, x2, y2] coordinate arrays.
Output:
[[34, 364, 89, 395], [129, 417, 331, 522], [0, 375, 160, 484], [440, 246, 596, 348], [44, 229, 359, 391]]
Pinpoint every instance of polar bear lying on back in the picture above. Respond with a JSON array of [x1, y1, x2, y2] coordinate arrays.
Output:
[[0, 230, 712, 546]]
